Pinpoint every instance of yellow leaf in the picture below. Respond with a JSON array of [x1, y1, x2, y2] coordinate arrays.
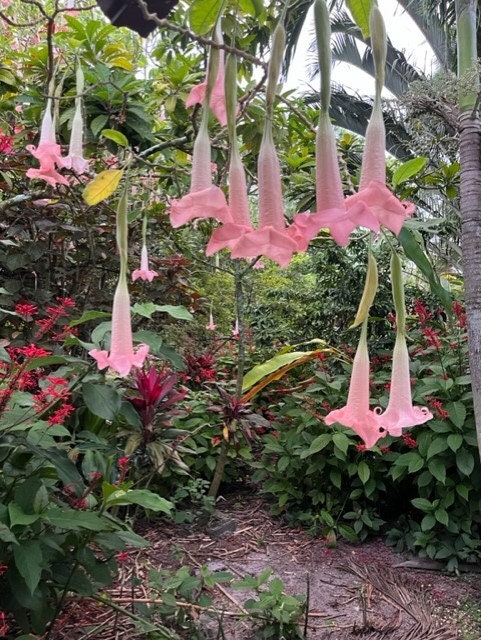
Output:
[[83, 169, 124, 206], [351, 252, 378, 328], [222, 426, 229, 441], [110, 56, 134, 71]]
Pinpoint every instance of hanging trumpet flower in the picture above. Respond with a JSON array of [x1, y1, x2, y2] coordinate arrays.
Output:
[[291, 0, 379, 248], [90, 189, 149, 377], [344, 3, 414, 235]]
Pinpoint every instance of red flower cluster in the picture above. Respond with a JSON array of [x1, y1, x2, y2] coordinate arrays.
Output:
[[426, 396, 450, 420], [452, 300, 467, 329], [183, 353, 217, 388], [413, 299, 432, 325], [401, 433, 417, 448], [422, 326, 441, 349], [35, 297, 76, 340]]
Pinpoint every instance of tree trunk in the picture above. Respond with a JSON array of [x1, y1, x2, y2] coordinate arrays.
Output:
[[456, 0, 481, 461]]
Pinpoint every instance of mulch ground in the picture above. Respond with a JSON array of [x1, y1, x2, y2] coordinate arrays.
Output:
[[52, 491, 481, 640]]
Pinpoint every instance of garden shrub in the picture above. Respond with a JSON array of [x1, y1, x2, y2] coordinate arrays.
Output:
[[252, 298, 481, 570]]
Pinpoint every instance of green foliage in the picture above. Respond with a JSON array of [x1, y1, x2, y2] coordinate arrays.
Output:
[[252, 298, 480, 570], [232, 568, 306, 639]]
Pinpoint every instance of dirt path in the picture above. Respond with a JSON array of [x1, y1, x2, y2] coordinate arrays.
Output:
[[54, 493, 481, 639]]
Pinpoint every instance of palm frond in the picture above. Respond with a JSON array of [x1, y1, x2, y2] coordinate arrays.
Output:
[[303, 85, 413, 160]]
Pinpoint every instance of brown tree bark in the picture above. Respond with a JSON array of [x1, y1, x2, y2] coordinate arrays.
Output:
[[458, 112, 481, 461]]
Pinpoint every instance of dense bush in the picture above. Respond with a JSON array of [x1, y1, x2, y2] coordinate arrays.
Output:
[[252, 298, 481, 570]]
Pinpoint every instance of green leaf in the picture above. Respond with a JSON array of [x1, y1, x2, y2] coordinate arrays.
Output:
[[398, 227, 451, 311], [426, 437, 449, 459], [0, 522, 17, 543], [301, 434, 332, 457], [101, 129, 129, 147], [69, 310, 111, 327], [13, 540, 43, 594], [132, 302, 193, 321], [9, 503, 40, 527], [90, 114, 109, 137], [421, 514, 436, 531], [357, 460, 370, 484], [446, 401, 466, 428], [447, 434, 463, 452], [242, 350, 316, 391], [337, 524, 358, 542], [434, 508, 449, 526], [411, 497, 434, 512], [332, 432, 350, 455], [24, 356, 68, 371], [42, 508, 112, 531], [456, 449, 475, 476], [83, 169, 124, 206], [392, 157, 428, 187], [82, 382, 121, 421], [346, 0, 372, 38], [106, 489, 173, 514], [428, 458, 446, 484], [189, 0, 224, 35]]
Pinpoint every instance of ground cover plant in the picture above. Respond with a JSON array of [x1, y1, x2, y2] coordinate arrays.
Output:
[[0, 0, 481, 638]]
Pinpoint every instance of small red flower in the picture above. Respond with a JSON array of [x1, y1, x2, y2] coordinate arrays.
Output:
[[15, 302, 38, 318], [402, 433, 417, 448], [379, 445, 391, 454], [118, 457, 129, 468], [356, 444, 367, 452], [116, 551, 129, 563], [211, 436, 221, 446]]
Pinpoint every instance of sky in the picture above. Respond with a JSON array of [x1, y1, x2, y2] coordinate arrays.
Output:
[[285, 0, 436, 97]]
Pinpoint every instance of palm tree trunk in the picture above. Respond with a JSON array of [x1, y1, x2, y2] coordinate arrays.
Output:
[[455, 0, 481, 461]]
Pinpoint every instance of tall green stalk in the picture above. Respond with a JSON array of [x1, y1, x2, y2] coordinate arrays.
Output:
[[455, 0, 481, 461]]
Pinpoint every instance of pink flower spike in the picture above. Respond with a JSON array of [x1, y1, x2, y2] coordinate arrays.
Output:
[[258, 126, 287, 232], [132, 244, 158, 282], [89, 277, 149, 377], [325, 328, 385, 448], [61, 99, 89, 175], [376, 334, 433, 436], [206, 312, 216, 331]]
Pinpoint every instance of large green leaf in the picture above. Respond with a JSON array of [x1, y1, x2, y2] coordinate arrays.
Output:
[[392, 157, 428, 187], [242, 350, 317, 392], [82, 382, 122, 421], [189, 0, 224, 35], [13, 540, 43, 594], [398, 227, 452, 311], [42, 508, 112, 531], [69, 310, 111, 327], [106, 489, 173, 514], [132, 302, 193, 321], [345, 0, 372, 38]]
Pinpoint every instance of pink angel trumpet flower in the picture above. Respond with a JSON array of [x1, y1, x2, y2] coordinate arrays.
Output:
[[205, 311, 216, 331], [345, 103, 414, 235], [325, 326, 385, 448], [89, 277, 149, 377], [60, 98, 89, 174], [376, 334, 433, 436], [290, 112, 379, 249], [205, 147, 254, 255], [229, 126, 297, 268], [169, 118, 230, 228], [26, 99, 69, 187], [132, 243, 158, 282], [185, 25, 227, 126]]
